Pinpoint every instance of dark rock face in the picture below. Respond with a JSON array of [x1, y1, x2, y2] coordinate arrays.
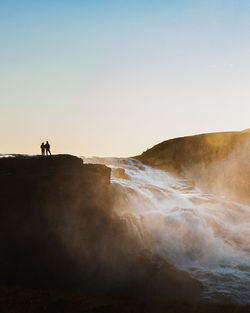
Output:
[[0, 155, 110, 288], [136, 131, 250, 203], [0, 155, 201, 301], [0, 285, 249, 313]]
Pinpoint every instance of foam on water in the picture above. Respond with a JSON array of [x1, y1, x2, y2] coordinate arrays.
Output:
[[83, 157, 250, 304]]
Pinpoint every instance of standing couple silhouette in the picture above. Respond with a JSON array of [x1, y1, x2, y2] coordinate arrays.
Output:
[[41, 141, 51, 156]]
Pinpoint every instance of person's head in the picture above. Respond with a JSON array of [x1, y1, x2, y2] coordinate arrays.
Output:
[[46, 141, 49, 144]]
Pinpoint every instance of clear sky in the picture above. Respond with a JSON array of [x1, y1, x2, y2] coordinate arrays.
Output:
[[1, 0, 250, 156]]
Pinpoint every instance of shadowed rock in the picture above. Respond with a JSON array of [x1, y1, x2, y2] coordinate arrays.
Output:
[[112, 168, 129, 180], [0, 154, 202, 301]]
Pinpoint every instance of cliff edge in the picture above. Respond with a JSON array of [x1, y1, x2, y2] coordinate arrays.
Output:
[[0, 155, 110, 288], [0, 154, 201, 301]]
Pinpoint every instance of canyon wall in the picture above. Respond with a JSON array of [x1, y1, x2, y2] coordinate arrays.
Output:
[[0, 155, 201, 300]]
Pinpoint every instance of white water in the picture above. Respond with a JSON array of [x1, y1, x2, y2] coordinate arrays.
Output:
[[83, 157, 250, 304]]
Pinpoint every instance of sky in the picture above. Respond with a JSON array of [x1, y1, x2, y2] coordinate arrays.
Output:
[[1, 0, 250, 156]]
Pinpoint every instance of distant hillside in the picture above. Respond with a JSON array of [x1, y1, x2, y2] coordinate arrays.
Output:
[[136, 131, 250, 203]]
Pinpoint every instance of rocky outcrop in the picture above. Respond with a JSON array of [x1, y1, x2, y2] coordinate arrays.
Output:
[[112, 168, 129, 180], [0, 155, 111, 288], [0, 154, 202, 300], [135, 131, 250, 203]]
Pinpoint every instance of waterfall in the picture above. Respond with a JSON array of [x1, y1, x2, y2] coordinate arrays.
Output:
[[83, 157, 250, 304]]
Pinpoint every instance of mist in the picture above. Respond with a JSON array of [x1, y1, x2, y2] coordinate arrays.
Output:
[[0, 155, 201, 302], [84, 156, 250, 304]]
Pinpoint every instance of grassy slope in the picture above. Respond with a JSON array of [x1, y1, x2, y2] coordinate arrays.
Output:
[[135, 131, 250, 203]]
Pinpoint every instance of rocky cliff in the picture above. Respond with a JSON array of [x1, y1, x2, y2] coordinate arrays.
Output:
[[0, 154, 201, 301], [0, 155, 111, 288], [136, 131, 250, 203]]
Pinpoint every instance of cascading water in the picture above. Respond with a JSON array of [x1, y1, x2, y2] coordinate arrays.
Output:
[[83, 157, 250, 304]]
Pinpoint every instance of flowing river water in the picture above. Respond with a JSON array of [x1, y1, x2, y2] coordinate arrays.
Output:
[[83, 157, 250, 304]]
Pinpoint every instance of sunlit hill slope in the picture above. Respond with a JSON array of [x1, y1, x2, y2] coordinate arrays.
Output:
[[136, 130, 250, 203]]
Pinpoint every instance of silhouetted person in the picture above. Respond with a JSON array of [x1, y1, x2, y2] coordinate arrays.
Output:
[[45, 141, 51, 155], [40, 142, 45, 156]]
